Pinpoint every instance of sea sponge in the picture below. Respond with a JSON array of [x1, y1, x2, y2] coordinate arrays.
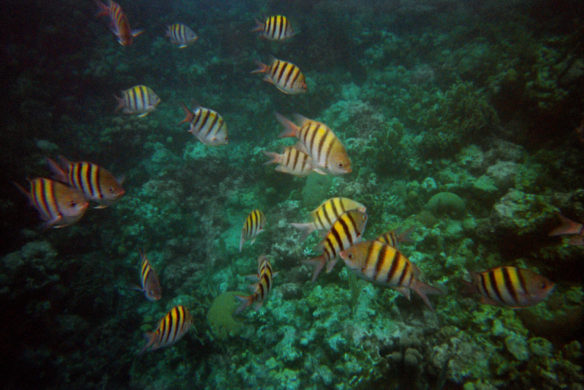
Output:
[[426, 192, 465, 218], [207, 291, 245, 340]]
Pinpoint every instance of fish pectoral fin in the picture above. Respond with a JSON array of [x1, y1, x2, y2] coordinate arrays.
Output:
[[137, 112, 150, 118], [313, 168, 327, 175], [394, 286, 411, 300]]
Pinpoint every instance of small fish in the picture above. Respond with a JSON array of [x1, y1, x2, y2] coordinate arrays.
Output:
[[166, 23, 198, 48], [115, 85, 161, 117], [340, 241, 444, 311], [463, 266, 555, 308], [290, 197, 366, 239], [251, 58, 307, 95], [14, 178, 89, 229], [240, 209, 266, 252], [179, 103, 228, 146], [276, 113, 351, 175], [548, 213, 584, 246], [252, 15, 295, 41], [137, 249, 161, 301], [263, 146, 313, 177], [305, 210, 368, 281], [236, 255, 275, 313], [47, 156, 125, 208], [140, 305, 192, 353], [96, 0, 143, 46], [375, 227, 413, 249]]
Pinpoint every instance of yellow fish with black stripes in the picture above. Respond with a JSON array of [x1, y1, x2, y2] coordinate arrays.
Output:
[[252, 58, 307, 95], [179, 103, 228, 146], [340, 240, 444, 311], [263, 145, 314, 177], [291, 197, 366, 240], [140, 305, 192, 353], [276, 113, 351, 175], [136, 249, 161, 302], [166, 23, 198, 48], [463, 266, 554, 308], [304, 209, 368, 281], [240, 209, 266, 252], [252, 15, 296, 41], [236, 255, 276, 313], [14, 177, 89, 229], [115, 85, 160, 117]]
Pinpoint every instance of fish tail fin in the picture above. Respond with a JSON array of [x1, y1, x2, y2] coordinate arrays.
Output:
[[397, 226, 415, 244], [132, 29, 144, 38], [275, 112, 299, 138], [251, 18, 264, 33], [411, 279, 445, 311], [289, 222, 316, 241], [303, 255, 326, 282], [263, 151, 281, 165], [13, 181, 30, 201], [251, 61, 268, 74], [235, 294, 254, 314], [178, 102, 194, 125], [46, 157, 68, 183], [114, 94, 124, 113], [549, 213, 583, 236], [139, 331, 155, 355], [95, 0, 109, 17]]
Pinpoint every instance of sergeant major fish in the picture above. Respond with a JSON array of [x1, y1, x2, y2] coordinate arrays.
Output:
[[14, 178, 89, 229], [115, 85, 160, 117], [340, 240, 444, 311], [305, 209, 368, 281], [47, 156, 125, 208], [166, 23, 198, 48], [140, 305, 192, 353], [179, 103, 228, 146], [252, 15, 295, 41], [276, 113, 351, 175], [463, 266, 554, 308], [96, 0, 143, 46], [240, 209, 266, 252], [548, 213, 584, 246], [252, 58, 307, 95], [236, 255, 275, 313], [291, 197, 366, 239], [263, 146, 313, 177], [137, 249, 161, 301]]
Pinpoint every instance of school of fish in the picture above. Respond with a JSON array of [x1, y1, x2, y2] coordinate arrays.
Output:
[[13, 7, 564, 355]]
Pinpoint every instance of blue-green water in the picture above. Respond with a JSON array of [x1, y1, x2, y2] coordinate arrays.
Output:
[[1, 0, 583, 388]]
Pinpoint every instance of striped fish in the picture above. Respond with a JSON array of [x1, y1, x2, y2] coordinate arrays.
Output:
[[240, 209, 266, 252], [115, 85, 160, 117], [14, 178, 88, 229], [464, 266, 555, 308], [251, 58, 307, 95], [137, 249, 161, 301], [276, 113, 351, 175], [340, 241, 444, 311], [140, 305, 192, 353], [96, 0, 143, 46], [166, 23, 198, 48], [290, 197, 366, 239], [548, 214, 584, 246], [236, 255, 275, 313], [179, 103, 228, 146], [47, 156, 125, 208], [375, 227, 413, 249], [305, 210, 368, 281], [252, 15, 295, 41], [263, 146, 313, 177]]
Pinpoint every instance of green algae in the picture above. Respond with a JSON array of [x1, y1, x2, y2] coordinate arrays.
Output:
[[207, 291, 246, 340]]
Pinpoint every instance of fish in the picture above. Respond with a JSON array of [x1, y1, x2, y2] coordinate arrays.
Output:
[[115, 85, 161, 117], [14, 178, 89, 229], [166, 23, 198, 48], [140, 305, 192, 353], [95, 0, 143, 46], [276, 113, 351, 175], [305, 210, 368, 281], [548, 213, 584, 246], [339, 240, 444, 311], [236, 255, 275, 313], [240, 209, 266, 252], [375, 227, 413, 249], [137, 249, 161, 301], [290, 197, 366, 239], [252, 15, 295, 41], [46, 156, 125, 208], [263, 146, 314, 177], [251, 58, 307, 95], [463, 266, 555, 308], [179, 103, 228, 146]]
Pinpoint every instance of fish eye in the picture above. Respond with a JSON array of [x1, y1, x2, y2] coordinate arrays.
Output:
[[69, 201, 77, 207], [540, 282, 547, 289], [109, 187, 115, 193], [348, 254, 353, 259]]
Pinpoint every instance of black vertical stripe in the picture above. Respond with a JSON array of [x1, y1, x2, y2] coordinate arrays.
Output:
[[192, 109, 202, 128], [516, 268, 528, 297], [314, 208, 326, 229], [277, 16, 283, 39], [324, 237, 335, 260], [309, 124, 319, 155], [332, 198, 343, 221], [95, 164, 104, 199], [375, 244, 386, 278], [385, 246, 399, 283], [291, 148, 299, 170], [75, 163, 84, 192], [204, 112, 219, 138], [283, 64, 295, 88], [364, 242, 377, 273], [198, 110, 211, 134], [275, 61, 287, 84], [502, 267, 518, 305], [258, 280, 265, 300], [488, 270, 504, 303], [330, 225, 343, 257], [322, 207, 333, 229], [289, 67, 301, 87], [338, 215, 354, 246], [398, 257, 410, 286], [479, 273, 489, 297]]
